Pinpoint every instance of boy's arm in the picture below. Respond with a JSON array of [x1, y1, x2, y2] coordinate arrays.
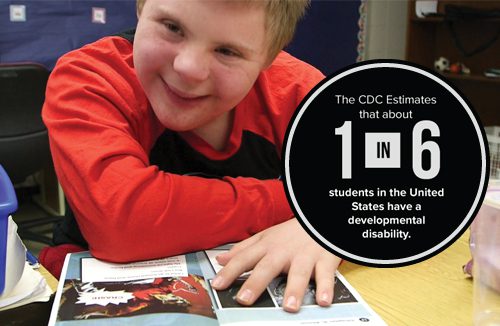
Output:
[[42, 50, 294, 263]]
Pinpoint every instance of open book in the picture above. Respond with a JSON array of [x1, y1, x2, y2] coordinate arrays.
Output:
[[49, 245, 386, 325]]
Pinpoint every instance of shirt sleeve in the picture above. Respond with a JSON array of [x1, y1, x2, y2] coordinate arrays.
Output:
[[42, 41, 299, 263]]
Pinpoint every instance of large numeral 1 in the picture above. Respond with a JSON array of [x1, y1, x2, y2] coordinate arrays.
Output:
[[335, 121, 352, 179]]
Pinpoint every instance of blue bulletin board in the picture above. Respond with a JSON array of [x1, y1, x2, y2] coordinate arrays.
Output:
[[0, 0, 137, 70], [287, 0, 363, 75], [0, 0, 362, 73]]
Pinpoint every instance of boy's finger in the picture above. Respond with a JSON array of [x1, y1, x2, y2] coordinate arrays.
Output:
[[235, 254, 287, 306], [314, 257, 339, 306], [212, 245, 265, 290], [216, 234, 261, 265], [282, 256, 315, 312]]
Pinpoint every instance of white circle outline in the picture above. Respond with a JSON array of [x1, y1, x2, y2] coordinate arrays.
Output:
[[284, 62, 487, 265]]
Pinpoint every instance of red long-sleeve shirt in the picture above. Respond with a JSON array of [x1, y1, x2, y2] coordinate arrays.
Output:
[[42, 33, 324, 263]]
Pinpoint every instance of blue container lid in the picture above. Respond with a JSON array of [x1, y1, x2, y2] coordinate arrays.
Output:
[[0, 165, 18, 294]]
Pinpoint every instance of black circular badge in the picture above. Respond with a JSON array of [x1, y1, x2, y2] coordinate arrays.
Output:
[[283, 60, 489, 267]]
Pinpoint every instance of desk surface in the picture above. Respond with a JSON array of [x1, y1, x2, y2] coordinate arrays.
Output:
[[38, 235, 472, 325], [39, 265, 58, 293], [339, 231, 472, 325]]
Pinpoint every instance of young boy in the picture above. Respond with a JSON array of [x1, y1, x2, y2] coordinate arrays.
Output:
[[42, 0, 341, 312]]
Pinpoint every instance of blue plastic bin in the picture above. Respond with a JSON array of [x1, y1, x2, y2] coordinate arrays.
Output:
[[0, 165, 18, 294]]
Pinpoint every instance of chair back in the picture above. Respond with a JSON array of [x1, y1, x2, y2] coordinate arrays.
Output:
[[0, 63, 50, 184]]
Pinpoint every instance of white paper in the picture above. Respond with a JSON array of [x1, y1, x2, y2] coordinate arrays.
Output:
[[9, 5, 26, 22], [76, 289, 135, 306], [81, 255, 188, 283], [0, 261, 52, 310], [0, 216, 26, 296], [0, 218, 52, 310], [415, 1, 437, 18]]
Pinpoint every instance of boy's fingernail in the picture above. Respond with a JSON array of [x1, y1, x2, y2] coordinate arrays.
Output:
[[211, 275, 223, 288], [320, 292, 330, 304], [237, 289, 254, 303], [285, 295, 298, 310], [215, 253, 226, 261]]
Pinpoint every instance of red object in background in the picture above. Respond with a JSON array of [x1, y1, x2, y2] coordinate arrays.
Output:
[[449, 63, 462, 74]]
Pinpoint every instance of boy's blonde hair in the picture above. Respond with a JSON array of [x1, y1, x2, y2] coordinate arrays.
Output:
[[136, 0, 310, 61]]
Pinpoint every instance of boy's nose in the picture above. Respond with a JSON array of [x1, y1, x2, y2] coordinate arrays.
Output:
[[172, 46, 210, 83]]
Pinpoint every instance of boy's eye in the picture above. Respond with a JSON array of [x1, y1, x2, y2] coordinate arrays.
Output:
[[216, 47, 240, 58], [163, 21, 183, 36]]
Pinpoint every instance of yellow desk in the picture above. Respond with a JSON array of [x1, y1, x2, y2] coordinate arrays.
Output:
[[36, 237, 472, 325], [39, 265, 58, 293], [339, 231, 473, 325]]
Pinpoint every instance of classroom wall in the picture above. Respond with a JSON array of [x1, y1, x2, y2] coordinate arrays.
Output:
[[287, 0, 362, 75], [0, 1, 137, 69], [0, 1, 409, 71], [364, 1, 408, 60], [290, 0, 409, 71], [1, 1, 362, 75]]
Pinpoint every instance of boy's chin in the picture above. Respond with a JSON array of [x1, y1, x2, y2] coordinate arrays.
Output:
[[156, 117, 201, 133]]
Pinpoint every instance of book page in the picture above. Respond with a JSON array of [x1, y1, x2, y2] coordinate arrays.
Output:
[[50, 249, 387, 325], [204, 249, 387, 325], [81, 255, 188, 283]]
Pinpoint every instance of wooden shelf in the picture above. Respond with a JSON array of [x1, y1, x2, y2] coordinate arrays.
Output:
[[410, 16, 500, 24], [411, 16, 500, 23], [442, 73, 500, 83], [406, 0, 500, 126], [410, 16, 445, 23]]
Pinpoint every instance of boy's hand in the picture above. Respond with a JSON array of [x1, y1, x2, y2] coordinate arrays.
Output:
[[211, 219, 341, 312]]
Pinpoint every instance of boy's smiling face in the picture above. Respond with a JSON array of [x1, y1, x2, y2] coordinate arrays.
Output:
[[133, 0, 269, 135]]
